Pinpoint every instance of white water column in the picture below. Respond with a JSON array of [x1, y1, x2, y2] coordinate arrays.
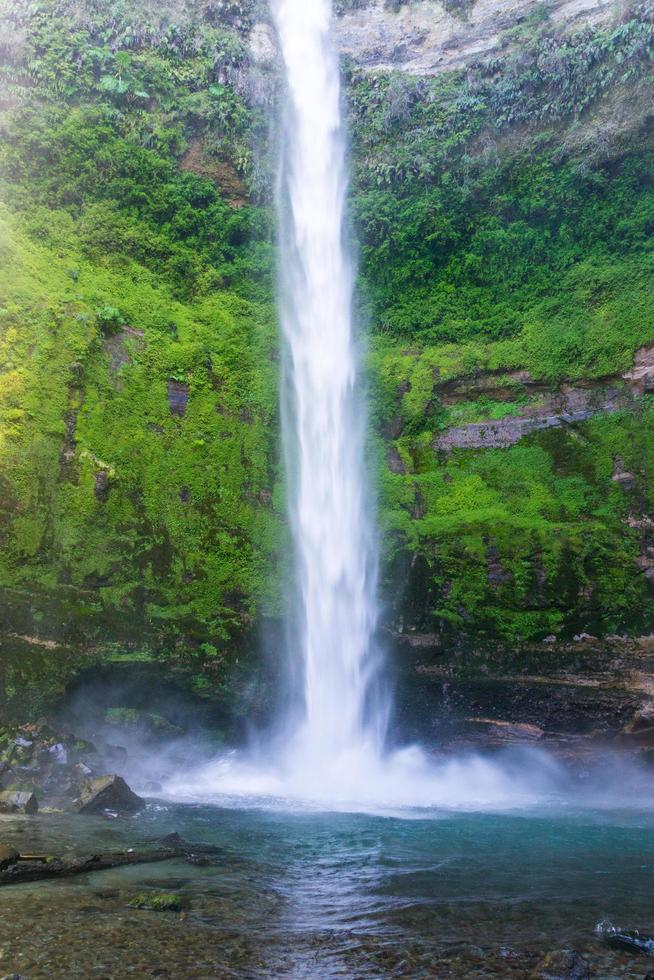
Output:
[[272, 0, 383, 761]]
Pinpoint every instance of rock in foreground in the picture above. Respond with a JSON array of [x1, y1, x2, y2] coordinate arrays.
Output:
[[74, 774, 145, 815], [532, 948, 590, 979], [0, 847, 182, 887], [0, 791, 38, 815], [0, 845, 19, 870]]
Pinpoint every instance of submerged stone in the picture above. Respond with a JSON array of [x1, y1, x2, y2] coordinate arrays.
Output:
[[596, 920, 654, 957], [127, 892, 183, 912], [532, 948, 590, 979]]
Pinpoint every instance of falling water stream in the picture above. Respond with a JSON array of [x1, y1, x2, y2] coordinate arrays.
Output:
[[168, 0, 404, 804], [273, 0, 383, 764]]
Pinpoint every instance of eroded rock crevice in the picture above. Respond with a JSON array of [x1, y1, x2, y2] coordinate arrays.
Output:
[[411, 344, 654, 453]]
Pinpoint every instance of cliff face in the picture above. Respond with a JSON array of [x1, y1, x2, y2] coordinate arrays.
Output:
[[2, 0, 654, 719], [247, 0, 619, 74], [336, 0, 616, 73], [0, 0, 284, 713], [338, 0, 654, 647]]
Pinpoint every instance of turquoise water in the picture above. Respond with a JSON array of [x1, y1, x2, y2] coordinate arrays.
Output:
[[2, 800, 654, 977]]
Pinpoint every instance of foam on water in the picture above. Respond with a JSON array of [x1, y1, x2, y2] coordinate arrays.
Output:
[[165, 742, 572, 814]]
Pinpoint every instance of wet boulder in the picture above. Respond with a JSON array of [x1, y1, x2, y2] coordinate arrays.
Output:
[[64, 762, 95, 797], [596, 920, 654, 956], [0, 791, 38, 815], [0, 844, 19, 870], [74, 774, 145, 815], [0, 724, 97, 788]]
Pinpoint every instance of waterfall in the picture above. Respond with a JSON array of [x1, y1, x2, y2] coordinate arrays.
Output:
[[158, 0, 602, 814], [272, 0, 384, 763], [165, 0, 560, 810]]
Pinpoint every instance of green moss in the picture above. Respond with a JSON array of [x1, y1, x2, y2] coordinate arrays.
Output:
[[105, 707, 182, 736], [127, 892, 183, 912], [381, 408, 654, 641], [0, 206, 285, 654], [0, 635, 91, 721], [349, 1, 654, 383]]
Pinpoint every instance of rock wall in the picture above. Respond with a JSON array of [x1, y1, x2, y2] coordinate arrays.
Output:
[[391, 629, 654, 762], [432, 344, 654, 450], [335, 0, 616, 73], [248, 0, 620, 76]]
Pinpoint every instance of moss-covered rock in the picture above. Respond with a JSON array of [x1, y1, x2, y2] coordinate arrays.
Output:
[[127, 892, 184, 912]]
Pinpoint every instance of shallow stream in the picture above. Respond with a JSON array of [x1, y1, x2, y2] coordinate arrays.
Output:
[[2, 798, 654, 977]]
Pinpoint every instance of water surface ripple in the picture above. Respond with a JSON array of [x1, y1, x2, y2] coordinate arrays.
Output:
[[2, 802, 654, 977]]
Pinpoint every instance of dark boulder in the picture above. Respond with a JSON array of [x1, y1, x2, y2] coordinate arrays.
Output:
[[74, 774, 145, 815], [0, 791, 38, 815], [0, 845, 19, 870]]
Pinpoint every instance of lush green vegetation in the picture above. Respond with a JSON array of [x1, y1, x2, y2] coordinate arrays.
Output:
[[349, 3, 654, 369], [378, 404, 654, 640], [0, 202, 283, 644], [0, 0, 284, 677], [346, 1, 654, 642], [1, 0, 654, 716]]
